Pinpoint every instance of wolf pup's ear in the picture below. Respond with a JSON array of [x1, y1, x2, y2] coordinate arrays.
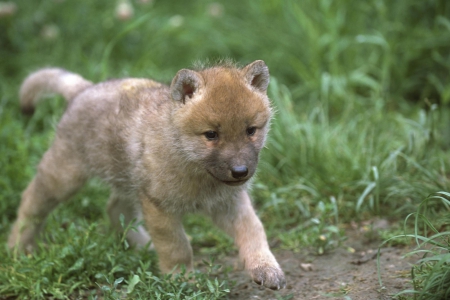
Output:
[[242, 60, 270, 93], [170, 69, 204, 104]]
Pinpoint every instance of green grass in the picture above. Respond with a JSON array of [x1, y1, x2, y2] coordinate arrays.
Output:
[[378, 192, 450, 299], [1, 0, 450, 298]]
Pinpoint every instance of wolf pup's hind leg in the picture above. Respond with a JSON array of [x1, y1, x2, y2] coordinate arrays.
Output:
[[8, 138, 87, 251]]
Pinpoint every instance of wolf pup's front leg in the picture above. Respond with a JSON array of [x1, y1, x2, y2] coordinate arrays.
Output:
[[213, 190, 286, 290], [140, 197, 193, 273]]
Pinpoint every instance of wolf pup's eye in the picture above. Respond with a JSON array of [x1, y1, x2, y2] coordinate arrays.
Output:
[[246, 126, 257, 136], [204, 131, 219, 140]]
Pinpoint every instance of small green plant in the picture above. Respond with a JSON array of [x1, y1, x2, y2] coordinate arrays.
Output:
[[378, 192, 450, 299], [274, 195, 341, 255]]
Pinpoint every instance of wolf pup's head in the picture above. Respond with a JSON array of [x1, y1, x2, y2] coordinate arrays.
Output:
[[170, 60, 272, 186]]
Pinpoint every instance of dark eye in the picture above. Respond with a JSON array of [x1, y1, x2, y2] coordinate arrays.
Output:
[[204, 131, 218, 140], [246, 126, 257, 136]]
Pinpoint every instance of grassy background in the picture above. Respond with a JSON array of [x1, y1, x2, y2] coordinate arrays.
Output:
[[1, 0, 450, 298]]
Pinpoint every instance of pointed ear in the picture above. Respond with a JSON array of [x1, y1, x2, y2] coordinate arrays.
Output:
[[242, 60, 270, 93], [170, 69, 204, 103]]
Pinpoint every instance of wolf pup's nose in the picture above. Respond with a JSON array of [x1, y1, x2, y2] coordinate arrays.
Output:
[[231, 165, 248, 179]]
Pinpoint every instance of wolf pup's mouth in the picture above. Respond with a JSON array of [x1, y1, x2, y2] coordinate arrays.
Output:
[[222, 180, 247, 186], [206, 171, 248, 186]]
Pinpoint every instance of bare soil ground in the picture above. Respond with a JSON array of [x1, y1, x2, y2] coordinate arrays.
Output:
[[204, 226, 417, 300]]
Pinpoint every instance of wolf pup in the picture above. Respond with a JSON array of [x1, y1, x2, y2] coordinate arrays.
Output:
[[8, 60, 286, 290]]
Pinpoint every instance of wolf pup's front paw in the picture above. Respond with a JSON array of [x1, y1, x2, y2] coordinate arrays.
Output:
[[250, 264, 286, 290]]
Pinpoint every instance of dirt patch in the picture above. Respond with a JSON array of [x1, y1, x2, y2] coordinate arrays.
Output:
[[202, 229, 417, 300]]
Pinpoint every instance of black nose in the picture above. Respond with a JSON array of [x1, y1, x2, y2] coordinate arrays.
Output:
[[231, 165, 248, 179]]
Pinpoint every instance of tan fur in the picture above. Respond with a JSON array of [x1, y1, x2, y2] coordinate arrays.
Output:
[[8, 61, 286, 290]]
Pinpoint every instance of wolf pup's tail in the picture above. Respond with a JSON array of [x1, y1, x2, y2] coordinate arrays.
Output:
[[19, 68, 93, 115]]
